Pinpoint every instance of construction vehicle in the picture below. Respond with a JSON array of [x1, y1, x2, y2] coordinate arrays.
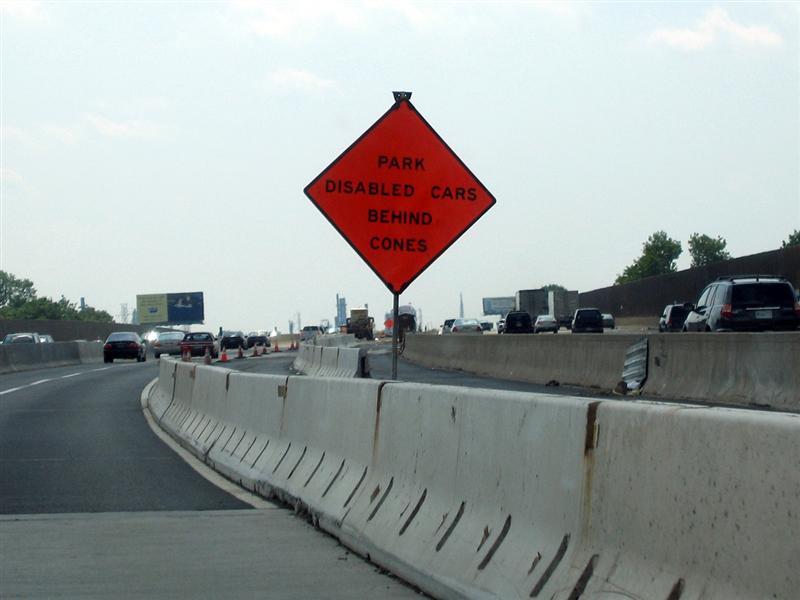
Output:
[[346, 307, 374, 340]]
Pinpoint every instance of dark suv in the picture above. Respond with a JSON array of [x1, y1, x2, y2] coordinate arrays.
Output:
[[502, 311, 534, 334], [683, 275, 800, 332], [571, 308, 604, 333]]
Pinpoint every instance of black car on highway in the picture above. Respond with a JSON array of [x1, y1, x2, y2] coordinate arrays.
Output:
[[220, 330, 246, 349], [502, 311, 534, 334], [571, 308, 604, 333], [103, 331, 146, 363], [246, 332, 270, 348], [683, 275, 800, 332]]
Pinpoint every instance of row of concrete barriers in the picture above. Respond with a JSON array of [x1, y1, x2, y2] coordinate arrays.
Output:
[[0, 341, 103, 375], [402, 332, 800, 412], [147, 359, 800, 600], [311, 333, 356, 347], [292, 344, 366, 377]]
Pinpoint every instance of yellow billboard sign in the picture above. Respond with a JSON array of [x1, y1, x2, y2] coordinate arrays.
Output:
[[136, 294, 169, 324]]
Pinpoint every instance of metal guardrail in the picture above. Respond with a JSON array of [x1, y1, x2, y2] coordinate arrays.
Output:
[[621, 337, 648, 392]]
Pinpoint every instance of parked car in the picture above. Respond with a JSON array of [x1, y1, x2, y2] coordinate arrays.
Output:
[[571, 308, 604, 333], [38, 334, 55, 343], [683, 275, 800, 332], [300, 326, 325, 342], [497, 318, 506, 334], [180, 332, 219, 358], [503, 311, 534, 334], [450, 318, 483, 334], [438, 318, 456, 335], [602, 313, 615, 329], [246, 331, 270, 348], [152, 331, 186, 358], [2, 332, 41, 344], [220, 330, 246, 349], [103, 331, 146, 363], [659, 303, 691, 332], [533, 314, 559, 333], [480, 321, 493, 331]]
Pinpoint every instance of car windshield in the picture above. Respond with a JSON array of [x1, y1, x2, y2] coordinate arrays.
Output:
[[107, 332, 138, 342], [732, 283, 795, 308], [158, 332, 185, 342], [670, 306, 689, 320], [186, 333, 210, 341], [576, 310, 601, 321], [507, 313, 531, 326]]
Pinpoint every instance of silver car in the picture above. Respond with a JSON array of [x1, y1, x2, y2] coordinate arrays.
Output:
[[152, 331, 186, 358], [450, 318, 483, 334], [533, 315, 559, 334]]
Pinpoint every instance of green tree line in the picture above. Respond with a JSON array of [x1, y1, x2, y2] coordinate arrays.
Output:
[[615, 230, 799, 285], [0, 271, 113, 322]]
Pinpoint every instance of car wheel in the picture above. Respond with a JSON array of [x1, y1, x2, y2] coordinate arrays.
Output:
[[108, 357, 114, 363], [104, 357, 110, 364], [142, 354, 147, 362], [154, 352, 161, 359]]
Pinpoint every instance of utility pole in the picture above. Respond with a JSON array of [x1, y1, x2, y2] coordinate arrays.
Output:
[[459, 293, 464, 319]]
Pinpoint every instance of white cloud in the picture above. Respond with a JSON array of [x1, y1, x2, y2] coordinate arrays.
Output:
[[84, 114, 161, 139], [529, 0, 589, 19], [269, 67, 336, 92], [0, 0, 47, 21], [648, 7, 783, 51], [232, 0, 442, 39], [0, 167, 32, 194]]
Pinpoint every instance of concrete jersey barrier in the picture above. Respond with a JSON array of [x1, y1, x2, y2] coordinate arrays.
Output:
[[403, 332, 800, 411], [292, 343, 364, 378], [0, 341, 103, 375], [147, 364, 800, 600]]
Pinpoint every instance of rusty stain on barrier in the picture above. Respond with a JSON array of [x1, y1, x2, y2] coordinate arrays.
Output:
[[478, 515, 511, 570], [278, 384, 287, 398], [530, 534, 570, 597], [585, 402, 600, 454], [373, 382, 390, 464]]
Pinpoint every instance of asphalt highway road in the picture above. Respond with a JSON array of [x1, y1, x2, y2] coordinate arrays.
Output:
[[0, 359, 427, 598]]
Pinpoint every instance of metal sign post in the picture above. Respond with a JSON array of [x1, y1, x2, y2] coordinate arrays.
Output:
[[391, 293, 399, 379]]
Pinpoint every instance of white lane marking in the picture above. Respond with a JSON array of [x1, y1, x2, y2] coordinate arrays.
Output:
[[139, 379, 274, 510], [28, 379, 52, 386], [61, 372, 82, 379], [88, 367, 112, 373], [0, 387, 24, 396]]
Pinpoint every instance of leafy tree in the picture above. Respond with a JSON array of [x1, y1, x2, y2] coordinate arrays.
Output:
[[0, 270, 36, 309], [0, 270, 113, 322], [541, 284, 567, 292], [615, 231, 682, 285], [782, 229, 800, 248], [688, 233, 731, 267]]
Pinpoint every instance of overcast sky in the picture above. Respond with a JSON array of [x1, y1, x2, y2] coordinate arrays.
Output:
[[1, 1, 797, 331]]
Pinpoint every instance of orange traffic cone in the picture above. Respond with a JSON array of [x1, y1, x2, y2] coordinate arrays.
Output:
[[273, 339, 280, 353], [220, 348, 228, 362], [203, 347, 212, 365], [236, 345, 245, 359], [181, 346, 190, 362], [253, 345, 260, 357]]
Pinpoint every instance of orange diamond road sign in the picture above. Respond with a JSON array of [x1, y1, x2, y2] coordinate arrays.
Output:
[[304, 93, 495, 294]]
